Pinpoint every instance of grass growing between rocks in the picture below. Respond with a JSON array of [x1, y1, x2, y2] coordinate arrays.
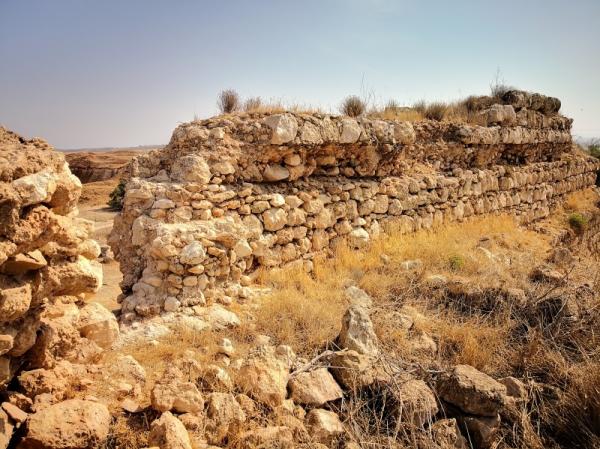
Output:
[[254, 213, 550, 360]]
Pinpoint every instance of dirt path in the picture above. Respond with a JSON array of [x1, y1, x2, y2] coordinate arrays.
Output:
[[79, 204, 122, 314]]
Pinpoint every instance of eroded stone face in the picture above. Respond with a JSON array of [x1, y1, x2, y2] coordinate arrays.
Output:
[[108, 100, 599, 321], [0, 127, 112, 391]]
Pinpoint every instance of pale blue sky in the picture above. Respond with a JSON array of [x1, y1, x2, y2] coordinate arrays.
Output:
[[1, 0, 599, 148]]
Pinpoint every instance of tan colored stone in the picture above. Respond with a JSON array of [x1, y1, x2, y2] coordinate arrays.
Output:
[[149, 412, 192, 449], [289, 368, 343, 406], [306, 409, 344, 444], [437, 365, 506, 416], [237, 347, 289, 407], [20, 399, 110, 449]]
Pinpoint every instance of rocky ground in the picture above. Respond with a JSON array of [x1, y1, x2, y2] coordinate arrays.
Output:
[[1, 115, 599, 449]]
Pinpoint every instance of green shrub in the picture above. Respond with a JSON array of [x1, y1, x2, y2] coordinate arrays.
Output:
[[589, 144, 600, 159], [448, 254, 465, 271], [108, 179, 126, 210], [340, 95, 366, 117], [568, 213, 588, 234]]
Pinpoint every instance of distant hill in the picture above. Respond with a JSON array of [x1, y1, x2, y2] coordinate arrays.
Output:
[[59, 144, 163, 153]]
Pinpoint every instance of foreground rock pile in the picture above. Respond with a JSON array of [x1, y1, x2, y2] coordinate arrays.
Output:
[[0, 128, 119, 447], [110, 90, 600, 320]]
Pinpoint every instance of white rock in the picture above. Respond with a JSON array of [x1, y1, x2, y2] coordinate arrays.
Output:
[[264, 113, 298, 144], [393, 122, 416, 144], [339, 305, 379, 356], [77, 302, 119, 349], [212, 161, 236, 175], [149, 411, 192, 449], [179, 241, 206, 265], [340, 118, 361, 144], [233, 239, 253, 258], [344, 286, 373, 308], [171, 155, 212, 184], [300, 122, 323, 144], [262, 208, 287, 231], [12, 168, 57, 206], [348, 228, 370, 249]]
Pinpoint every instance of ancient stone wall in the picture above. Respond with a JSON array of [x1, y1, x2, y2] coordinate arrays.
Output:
[[0, 128, 112, 388], [110, 91, 600, 321]]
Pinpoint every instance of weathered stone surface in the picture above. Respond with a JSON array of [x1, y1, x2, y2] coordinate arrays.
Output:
[[392, 379, 439, 427], [457, 413, 501, 448], [288, 368, 343, 406], [237, 426, 294, 449], [306, 409, 345, 444], [149, 411, 192, 449], [430, 418, 469, 449], [20, 399, 110, 449], [0, 409, 13, 449], [437, 365, 506, 416], [77, 302, 119, 349], [330, 350, 375, 390], [236, 346, 289, 407], [338, 306, 379, 356], [0, 128, 108, 389], [107, 101, 599, 321], [151, 366, 204, 414], [265, 114, 298, 144]]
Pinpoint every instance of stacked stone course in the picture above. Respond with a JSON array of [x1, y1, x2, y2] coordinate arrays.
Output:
[[0, 128, 106, 387], [110, 91, 600, 320]]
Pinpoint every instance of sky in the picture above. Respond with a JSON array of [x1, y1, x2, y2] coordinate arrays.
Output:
[[1, 0, 599, 149]]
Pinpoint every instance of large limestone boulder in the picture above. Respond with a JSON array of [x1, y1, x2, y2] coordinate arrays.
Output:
[[19, 399, 110, 449], [149, 411, 192, 449], [436, 365, 507, 416], [288, 368, 343, 406], [236, 346, 289, 407], [338, 306, 379, 356]]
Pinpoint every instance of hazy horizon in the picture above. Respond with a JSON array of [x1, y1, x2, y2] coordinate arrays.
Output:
[[1, 0, 599, 149]]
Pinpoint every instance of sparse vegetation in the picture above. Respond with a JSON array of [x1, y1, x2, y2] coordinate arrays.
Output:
[[107, 178, 126, 210], [568, 212, 588, 233], [448, 254, 465, 271], [489, 68, 516, 100], [217, 89, 241, 114], [587, 138, 600, 159], [243, 96, 262, 112], [340, 95, 366, 117]]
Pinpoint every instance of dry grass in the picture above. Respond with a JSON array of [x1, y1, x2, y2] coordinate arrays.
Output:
[[238, 97, 323, 115], [254, 214, 550, 362], [254, 265, 347, 354], [340, 95, 367, 117], [368, 106, 424, 122], [217, 89, 241, 114]]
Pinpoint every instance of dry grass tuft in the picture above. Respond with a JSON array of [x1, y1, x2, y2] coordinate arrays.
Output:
[[254, 266, 347, 354], [217, 89, 241, 114], [340, 95, 366, 117]]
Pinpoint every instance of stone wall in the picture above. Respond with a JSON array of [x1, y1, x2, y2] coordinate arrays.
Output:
[[109, 91, 600, 321], [0, 128, 110, 388]]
